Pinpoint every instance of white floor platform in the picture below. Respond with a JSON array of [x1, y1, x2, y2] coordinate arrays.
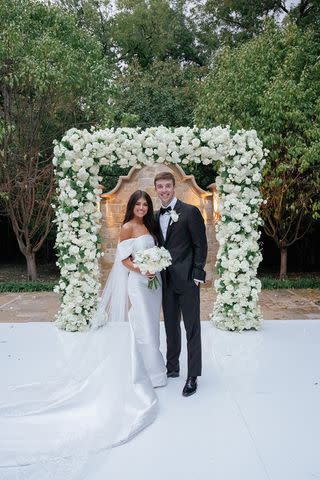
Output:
[[1, 320, 320, 480]]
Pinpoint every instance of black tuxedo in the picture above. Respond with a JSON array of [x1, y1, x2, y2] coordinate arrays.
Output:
[[156, 199, 208, 377]]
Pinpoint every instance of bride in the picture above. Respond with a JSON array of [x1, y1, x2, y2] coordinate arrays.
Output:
[[115, 190, 167, 387], [94, 189, 167, 386], [0, 190, 166, 477]]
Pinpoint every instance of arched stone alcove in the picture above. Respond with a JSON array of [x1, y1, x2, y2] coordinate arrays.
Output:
[[99, 164, 219, 286]]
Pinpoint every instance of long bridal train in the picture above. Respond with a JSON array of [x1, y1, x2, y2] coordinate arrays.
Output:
[[0, 323, 158, 470], [0, 235, 167, 473]]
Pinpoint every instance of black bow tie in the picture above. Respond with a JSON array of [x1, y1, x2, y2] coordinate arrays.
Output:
[[160, 206, 172, 215]]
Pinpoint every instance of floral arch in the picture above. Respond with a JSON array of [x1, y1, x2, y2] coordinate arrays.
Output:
[[52, 125, 266, 332]]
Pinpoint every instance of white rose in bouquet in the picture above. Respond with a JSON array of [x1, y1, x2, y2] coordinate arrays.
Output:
[[133, 246, 172, 289]]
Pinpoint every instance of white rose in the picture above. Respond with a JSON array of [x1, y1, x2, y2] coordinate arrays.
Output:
[[69, 245, 80, 255], [170, 210, 180, 222], [67, 188, 76, 198], [145, 148, 153, 157], [86, 192, 95, 201]]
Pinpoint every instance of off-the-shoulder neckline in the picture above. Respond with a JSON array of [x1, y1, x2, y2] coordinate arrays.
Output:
[[118, 234, 153, 244]]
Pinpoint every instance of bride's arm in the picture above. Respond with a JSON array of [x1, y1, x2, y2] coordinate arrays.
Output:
[[122, 258, 140, 273], [119, 224, 141, 273], [122, 256, 140, 273], [119, 224, 155, 279]]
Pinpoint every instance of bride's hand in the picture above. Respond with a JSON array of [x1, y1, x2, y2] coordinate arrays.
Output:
[[145, 271, 156, 280]]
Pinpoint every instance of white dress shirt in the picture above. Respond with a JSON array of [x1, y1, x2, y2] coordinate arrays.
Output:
[[159, 197, 177, 240]]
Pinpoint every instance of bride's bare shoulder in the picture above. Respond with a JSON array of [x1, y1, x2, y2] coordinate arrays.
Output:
[[119, 222, 134, 241]]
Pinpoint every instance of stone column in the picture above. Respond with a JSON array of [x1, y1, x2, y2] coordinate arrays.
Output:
[[208, 183, 220, 283]]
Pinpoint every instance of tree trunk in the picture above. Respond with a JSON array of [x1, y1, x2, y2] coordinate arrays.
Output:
[[25, 251, 38, 281], [279, 247, 287, 279]]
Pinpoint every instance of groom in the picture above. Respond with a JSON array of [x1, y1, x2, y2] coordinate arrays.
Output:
[[154, 171, 207, 397]]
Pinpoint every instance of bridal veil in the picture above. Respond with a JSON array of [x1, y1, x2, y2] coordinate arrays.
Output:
[[0, 239, 158, 479]]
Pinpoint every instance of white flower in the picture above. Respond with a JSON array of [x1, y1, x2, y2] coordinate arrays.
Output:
[[86, 192, 95, 201], [169, 209, 180, 223], [134, 246, 172, 275], [69, 245, 80, 255], [53, 126, 265, 331], [145, 148, 153, 157], [62, 160, 71, 169]]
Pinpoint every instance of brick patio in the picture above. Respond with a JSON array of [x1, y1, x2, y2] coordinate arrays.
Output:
[[1, 288, 320, 323]]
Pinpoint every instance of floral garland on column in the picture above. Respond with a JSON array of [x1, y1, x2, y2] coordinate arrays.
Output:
[[52, 129, 104, 331], [52, 126, 266, 331], [212, 130, 266, 330]]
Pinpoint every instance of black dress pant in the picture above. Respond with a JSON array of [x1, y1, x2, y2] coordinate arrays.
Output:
[[162, 281, 202, 377]]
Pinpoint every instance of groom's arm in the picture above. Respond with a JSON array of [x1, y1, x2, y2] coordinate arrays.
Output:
[[187, 206, 208, 282]]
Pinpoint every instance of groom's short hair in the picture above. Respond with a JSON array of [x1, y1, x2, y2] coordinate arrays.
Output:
[[154, 171, 176, 186]]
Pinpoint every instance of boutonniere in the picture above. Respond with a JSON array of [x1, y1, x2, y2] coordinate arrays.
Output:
[[169, 209, 180, 225]]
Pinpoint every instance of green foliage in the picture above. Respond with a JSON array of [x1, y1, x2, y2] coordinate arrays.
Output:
[[182, 163, 217, 191], [0, 0, 113, 137], [191, 0, 280, 50], [191, 0, 320, 52], [289, 1, 320, 29], [112, 59, 206, 128], [99, 162, 216, 193], [196, 21, 285, 129], [0, 281, 55, 292], [260, 276, 320, 290], [101, 57, 215, 191], [0, 0, 114, 278], [2, 0, 319, 279], [1, 277, 318, 292], [100, 165, 130, 192], [110, 0, 204, 67], [56, 0, 121, 67], [196, 21, 320, 273]]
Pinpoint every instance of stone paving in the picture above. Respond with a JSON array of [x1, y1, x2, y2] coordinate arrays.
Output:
[[1, 288, 320, 323]]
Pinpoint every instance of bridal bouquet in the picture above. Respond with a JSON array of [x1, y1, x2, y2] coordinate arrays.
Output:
[[134, 246, 172, 289]]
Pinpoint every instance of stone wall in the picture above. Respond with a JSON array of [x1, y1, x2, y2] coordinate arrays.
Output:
[[99, 164, 219, 286]]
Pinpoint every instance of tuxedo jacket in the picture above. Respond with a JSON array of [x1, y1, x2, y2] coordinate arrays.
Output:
[[155, 199, 208, 288]]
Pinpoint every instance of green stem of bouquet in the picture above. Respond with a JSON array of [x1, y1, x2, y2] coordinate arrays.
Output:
[[148, 276, 160, 290]]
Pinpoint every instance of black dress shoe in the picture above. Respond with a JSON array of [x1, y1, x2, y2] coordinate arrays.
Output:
[[167, 370, 180, 378], [182, 376, 197, 397]]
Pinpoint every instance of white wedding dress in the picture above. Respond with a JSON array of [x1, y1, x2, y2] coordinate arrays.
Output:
[[126, 235, 167, 387], [0, 234, 166, 479]]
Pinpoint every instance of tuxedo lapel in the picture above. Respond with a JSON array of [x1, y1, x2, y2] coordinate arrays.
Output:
[[156, 210, 165, 245], [164, 199, 182, 245]]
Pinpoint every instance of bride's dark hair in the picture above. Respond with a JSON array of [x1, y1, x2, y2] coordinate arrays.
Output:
[[123, 190, 156, 235]]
